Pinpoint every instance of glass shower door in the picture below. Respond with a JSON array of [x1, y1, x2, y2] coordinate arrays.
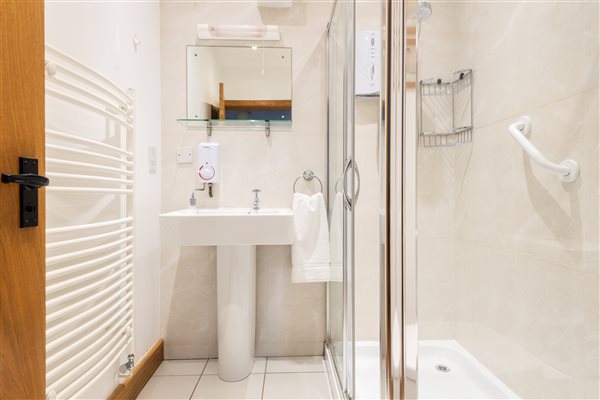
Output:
[[327, 0, 355, 397]]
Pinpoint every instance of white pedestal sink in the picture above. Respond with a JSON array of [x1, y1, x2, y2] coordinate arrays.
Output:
[[159, 208, 294, 381]]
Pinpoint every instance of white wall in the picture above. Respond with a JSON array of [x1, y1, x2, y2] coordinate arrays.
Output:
[[45, 2, 161, 398]]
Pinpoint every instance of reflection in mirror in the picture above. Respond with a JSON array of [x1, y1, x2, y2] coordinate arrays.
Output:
[[187, 46, 292, 121]]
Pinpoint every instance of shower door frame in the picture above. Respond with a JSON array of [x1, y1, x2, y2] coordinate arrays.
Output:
[[324, 0, 356, 398], [386, 0, 418, 399]]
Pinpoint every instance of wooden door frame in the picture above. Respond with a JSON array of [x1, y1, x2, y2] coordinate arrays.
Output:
[[0, 1, 46, 398]]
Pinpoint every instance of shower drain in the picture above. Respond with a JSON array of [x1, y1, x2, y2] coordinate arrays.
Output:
[[435, 364, 451, 373]]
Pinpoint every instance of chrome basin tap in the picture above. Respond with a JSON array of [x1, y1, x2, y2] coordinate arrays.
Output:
[[252, 189, 261, 211]]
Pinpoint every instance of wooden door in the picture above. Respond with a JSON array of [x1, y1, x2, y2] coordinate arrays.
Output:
[[0, 1, 46, 398]]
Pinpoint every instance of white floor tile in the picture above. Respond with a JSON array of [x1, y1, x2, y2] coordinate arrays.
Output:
[[266, 356, 327, 373], [137, 375, 200, 400], [263, 373, 332, 399], [154, 359, 208, 376], [191, 374, 265, 399], [203, 358, 266, 375]]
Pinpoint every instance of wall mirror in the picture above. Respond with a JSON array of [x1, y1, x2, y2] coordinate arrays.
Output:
[[187, 45, 292, 122]]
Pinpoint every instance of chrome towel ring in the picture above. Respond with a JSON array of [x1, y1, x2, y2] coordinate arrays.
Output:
[[292, 169, 324, 193]]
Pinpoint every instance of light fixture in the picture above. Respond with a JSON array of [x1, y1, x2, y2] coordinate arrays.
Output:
[[197, 24, 280, 41], [251, 45, 258, 50]]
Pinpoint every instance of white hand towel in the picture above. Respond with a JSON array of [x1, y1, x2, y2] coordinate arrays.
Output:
[[328, 192, 344, 282], [292, 192, 331, 283]]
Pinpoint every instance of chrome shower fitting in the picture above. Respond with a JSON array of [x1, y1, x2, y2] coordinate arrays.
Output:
[[417, 1, 432, 22]]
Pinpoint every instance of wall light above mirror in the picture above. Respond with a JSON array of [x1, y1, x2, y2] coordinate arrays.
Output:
[[197, 24, 281, 41], [186, 45, 292, 124]]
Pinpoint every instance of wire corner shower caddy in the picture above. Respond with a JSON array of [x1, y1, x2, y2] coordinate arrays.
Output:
[[419, 69, 472, 147]]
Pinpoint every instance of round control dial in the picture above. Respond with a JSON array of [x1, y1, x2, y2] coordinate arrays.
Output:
[[198, 164, 215, 180]]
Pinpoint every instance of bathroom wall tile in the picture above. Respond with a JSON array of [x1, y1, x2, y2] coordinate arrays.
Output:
[[354, 130, 383, 341], [417, 147, 458, 239], [160, 1, 331, 358], [161, 245, 218, 359], [510, 259, 587, 378], [457, 1, 598, 129], [583, 276, 600, 399], [417, 237, 455, 340], [255, 246, 325, 357], [354, 238, 381, 341], [455, 92, 597, 275], [418, 1, 459, 82], [583, 89, 599, 277]]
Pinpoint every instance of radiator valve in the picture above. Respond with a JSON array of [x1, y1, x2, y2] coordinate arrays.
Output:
[[119, 354, 135, 377]]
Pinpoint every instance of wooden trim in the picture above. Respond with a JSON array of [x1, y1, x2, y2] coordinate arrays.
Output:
[[0, 1, 46, 399], [218, 82, 225, 120], [224, 99, 292, 110], [108, 338, 164, 400]]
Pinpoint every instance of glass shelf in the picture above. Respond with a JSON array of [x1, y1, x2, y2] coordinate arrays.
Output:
[[176, 118, 291, 135]]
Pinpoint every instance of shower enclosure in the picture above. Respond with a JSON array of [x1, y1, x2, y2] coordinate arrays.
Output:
[[328, 0, 598, 399]]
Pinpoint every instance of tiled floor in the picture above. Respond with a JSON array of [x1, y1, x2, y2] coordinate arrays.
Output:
[[137, 356, 333, 400]]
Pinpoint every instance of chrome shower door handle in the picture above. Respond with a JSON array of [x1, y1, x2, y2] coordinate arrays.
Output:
[[342, 157, 361, 211], [353, 160, 361, 203]]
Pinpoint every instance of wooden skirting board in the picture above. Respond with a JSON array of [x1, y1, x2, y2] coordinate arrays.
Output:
[[108, 338, 164, 400]]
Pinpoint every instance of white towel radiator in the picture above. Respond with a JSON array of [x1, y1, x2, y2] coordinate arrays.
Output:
[[44, 45, 135, 400]]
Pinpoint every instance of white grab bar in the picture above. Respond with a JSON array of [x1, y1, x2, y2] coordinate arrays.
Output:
[[508, 116, 579, 183]]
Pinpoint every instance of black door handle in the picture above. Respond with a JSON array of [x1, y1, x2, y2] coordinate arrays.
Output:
[[1, 157, 49, 228], [2, 173, 49, 189]]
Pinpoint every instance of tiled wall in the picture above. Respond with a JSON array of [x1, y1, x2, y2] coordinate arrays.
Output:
[[418, 1, 599, 398], [416, 1, 460, 341], [160, 1, 332, 359]]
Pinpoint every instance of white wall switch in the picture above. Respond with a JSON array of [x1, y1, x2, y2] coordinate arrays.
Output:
[[176, 147, 193, 164], [148, 146, 157, 174]]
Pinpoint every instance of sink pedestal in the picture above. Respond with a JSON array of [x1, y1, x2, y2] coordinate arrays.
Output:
[[216, 245, 256, 382]]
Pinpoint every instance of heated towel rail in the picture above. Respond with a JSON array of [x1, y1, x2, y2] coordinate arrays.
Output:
[[508, 116, 579, 183], [44, 45, 135, 400]]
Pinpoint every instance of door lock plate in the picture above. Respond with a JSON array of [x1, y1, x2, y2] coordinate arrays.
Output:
[[1, 157, 48, 228]]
